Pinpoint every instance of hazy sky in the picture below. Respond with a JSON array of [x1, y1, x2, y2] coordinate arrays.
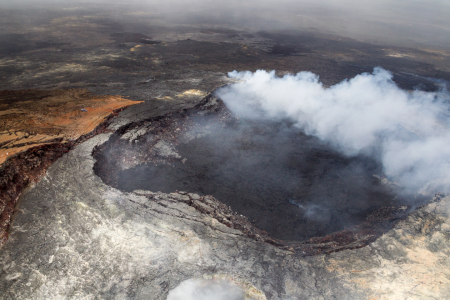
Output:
[[1, 0, 449, 48]]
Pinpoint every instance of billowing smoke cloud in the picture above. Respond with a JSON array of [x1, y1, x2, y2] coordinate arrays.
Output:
[[216, 68, 450, 195], [166, 279, 245, 300]]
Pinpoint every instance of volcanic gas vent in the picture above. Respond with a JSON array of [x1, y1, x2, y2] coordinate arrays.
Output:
[[93, 97, 407, 243]]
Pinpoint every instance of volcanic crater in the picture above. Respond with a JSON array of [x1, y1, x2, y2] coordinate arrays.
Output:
[[93, 94, 415, 251]]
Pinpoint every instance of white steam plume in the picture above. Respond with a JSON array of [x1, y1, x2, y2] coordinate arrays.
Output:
[[216, 68, 450, 195], [166, 278, 245, 300]]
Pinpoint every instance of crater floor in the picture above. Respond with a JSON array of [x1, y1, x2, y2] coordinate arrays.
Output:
[[111, 112, 402, 242]]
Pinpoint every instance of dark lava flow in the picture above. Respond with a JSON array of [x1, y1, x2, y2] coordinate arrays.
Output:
[[115, 117, 401, 242]]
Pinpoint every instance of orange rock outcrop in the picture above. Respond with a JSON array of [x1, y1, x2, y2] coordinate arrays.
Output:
[[0, 89, 143, 165]]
